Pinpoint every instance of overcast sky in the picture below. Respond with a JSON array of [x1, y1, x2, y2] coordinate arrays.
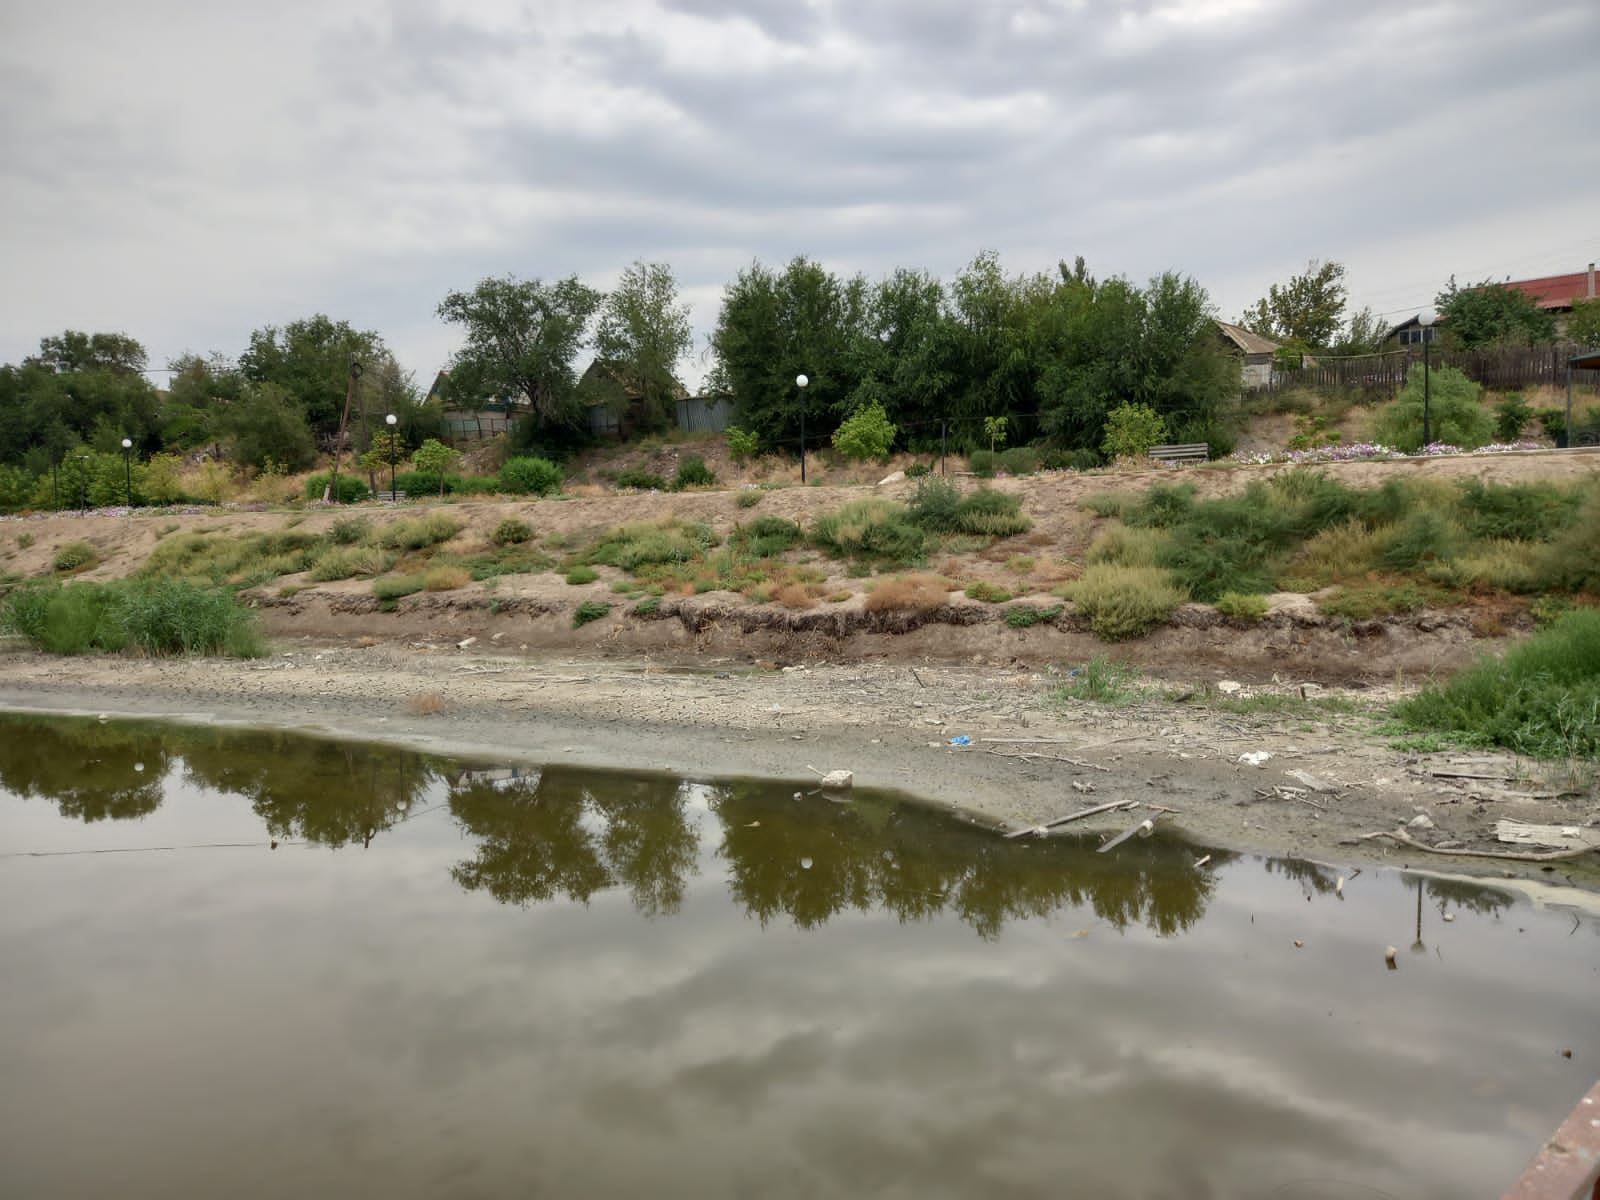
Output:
[[3, 0, 1595, 391]]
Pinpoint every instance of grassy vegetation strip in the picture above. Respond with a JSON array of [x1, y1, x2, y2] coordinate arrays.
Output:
[[0, 578, 264, 657]]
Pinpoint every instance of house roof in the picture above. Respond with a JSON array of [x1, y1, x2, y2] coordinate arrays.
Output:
[[1214, 321, 1279, 356], [1481, 270, 1597, 311], [1572, 349, 1600, 370]]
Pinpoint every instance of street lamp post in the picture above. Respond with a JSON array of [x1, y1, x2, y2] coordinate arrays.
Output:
[[120, 438, 133, 507], [795, 374, 810, 483], [385, 413, 398, 502], [1417, 308, 1436, 450]]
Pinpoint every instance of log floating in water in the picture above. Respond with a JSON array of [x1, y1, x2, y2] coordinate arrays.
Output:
[[1003, 799, 1138, 839]]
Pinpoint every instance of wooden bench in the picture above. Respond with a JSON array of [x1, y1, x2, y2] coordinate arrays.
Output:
[[373, 489, 407, 503], [1147, 443, 1209, 466]]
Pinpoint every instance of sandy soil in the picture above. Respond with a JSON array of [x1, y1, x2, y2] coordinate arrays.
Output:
[[3, 450, 1598, 883]]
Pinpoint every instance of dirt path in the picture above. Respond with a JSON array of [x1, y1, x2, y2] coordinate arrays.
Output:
[[2, 641, 1594, 886]]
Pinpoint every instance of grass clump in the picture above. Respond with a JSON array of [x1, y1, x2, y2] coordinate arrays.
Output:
[[573, 599, 610, 628], [1005, 604, 1062, 628], [492, 517, 533, 546], [965, 581, 1013, 603], [1316, 583, 1434, 620], [1080, 492, 1130, 519], [565, 565, 598, 585], [588, 518, 718, 571], [376, 512, 463, 552], [614, 468, 668, 491], [1056, 654, 1139, 703], [734, 515, 804, 559], [422, 566, 472, 591], [308, 545, 394, 581], [632, 595, 662, 616], [735, 490, 763, 508], [672, 456, 716, 490], [863, 574, 951, 613], [371, 575, 425, 602], [1393, 608, 1600, 759], [1215, 591, 1270, 622], [813, 498, 925, 566], [905, 479, 1031, 537], [329, 516, 371, 545], [1, 578, 263, 657], [53, 541, 100, 573], [140, 531, 322, 586], [1061, 565, 1188, 640], [1087, 524, 1169, 568]]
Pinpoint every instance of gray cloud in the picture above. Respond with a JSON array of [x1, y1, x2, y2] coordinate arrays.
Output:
[[1, 0, 1595, 387]]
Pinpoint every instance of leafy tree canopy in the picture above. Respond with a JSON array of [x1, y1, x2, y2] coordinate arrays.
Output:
[[591, 260, 691, 433], [1435, 278, 1557, 349], [1240, 260, 1348, 349], [1562, 297, 1600, 350], [238, 314, 399, 437]]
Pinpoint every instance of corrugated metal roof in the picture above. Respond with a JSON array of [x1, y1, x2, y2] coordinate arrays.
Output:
[[1485, 270, 1597, 310], [1214, 321, 1280, 356]]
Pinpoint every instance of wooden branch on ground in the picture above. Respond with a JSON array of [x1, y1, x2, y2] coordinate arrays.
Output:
[[1099, 817, 1156, 854], [1360, 828, 1595, 863], [1003, 799, 1138, 839], [983, 749, 1111, 772]]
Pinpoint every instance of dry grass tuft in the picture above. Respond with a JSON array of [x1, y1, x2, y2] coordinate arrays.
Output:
[[422, 566, 473, 591], [774, 582, 822, 609], [354, 635, 382, 648], [406, 691, 446, 715], [864, 573, 952, 613]]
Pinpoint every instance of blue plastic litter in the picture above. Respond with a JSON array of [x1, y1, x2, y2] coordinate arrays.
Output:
[[948, 735, 971, 746]]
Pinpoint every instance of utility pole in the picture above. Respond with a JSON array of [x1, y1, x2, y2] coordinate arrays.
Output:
[[323, 356, 364, 503]]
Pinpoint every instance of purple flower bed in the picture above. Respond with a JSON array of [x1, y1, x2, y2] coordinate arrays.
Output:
[[1227, 440, 1545, 467]]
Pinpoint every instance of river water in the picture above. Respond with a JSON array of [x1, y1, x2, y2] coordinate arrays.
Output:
[[0, 713, 1595, 1198]]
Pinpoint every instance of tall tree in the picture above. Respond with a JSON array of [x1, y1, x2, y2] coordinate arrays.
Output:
[[237, 314, 394, 438], [591, 260, 692, 433], [1241, 260, 1348, 348], [1435, 278, 1557, 348], [0, 332, 160, 466], [436, 275, 603, 435]]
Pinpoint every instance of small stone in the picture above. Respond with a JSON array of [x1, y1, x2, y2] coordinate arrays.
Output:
[[1409, 814, 1435, 830]]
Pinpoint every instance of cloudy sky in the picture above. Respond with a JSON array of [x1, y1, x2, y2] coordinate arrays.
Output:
[[3, 0, 1595, 390]]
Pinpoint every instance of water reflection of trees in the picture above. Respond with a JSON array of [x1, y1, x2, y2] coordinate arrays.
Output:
[[178, 732, 440, 848], [448, 767, 699, 914], [710, 784, 1235, 939], [0, 717, 170, 822]]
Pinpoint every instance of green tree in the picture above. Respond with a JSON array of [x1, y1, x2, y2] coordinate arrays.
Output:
[[983, 415, 1008, 454], [1241, 260, 1348, 348], [1373, 364, 1493, 451], [1565, 297, 1600, 349], [411, 438, 461, 497], [217, 382, 317, 471], [359, 429, 405, 494], [1101, 403, 1167, 459], [1435, 279, 1556, 348], [0, 332, 161, 467], [161, 352, 243, 451], [436, 274, 603, 438], [238, 314, 397, 439], [832, 402, 897, 461], [1330, 306, 1388, 355], [725, 426, 760, 474], [591, 260, 691, 433]]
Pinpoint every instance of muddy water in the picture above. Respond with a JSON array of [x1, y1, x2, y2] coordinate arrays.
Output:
[[0, 714, 1595, 1199]]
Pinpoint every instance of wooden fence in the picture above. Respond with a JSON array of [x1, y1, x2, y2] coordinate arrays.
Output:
[[1265, 345, 1600, 397]]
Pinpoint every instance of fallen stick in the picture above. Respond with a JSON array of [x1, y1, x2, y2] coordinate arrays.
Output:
[[1003, 799, 1138, 839], [1425, 771, 1515, 782], [984, 749, 1111, 772], [1360, 828, 1594, 863], [1099, 816, 1156, 854], [981, 737, 1077, 745]]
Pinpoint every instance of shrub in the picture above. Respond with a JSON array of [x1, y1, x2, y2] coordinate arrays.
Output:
[[1062, 565, 1188, 640], [632, 595, 662, 616], [615, 468, 668, 491], [735, 490, 763, 508], [1215, 591, 1269, 622], [422, 566, 472, 591], [1316, 584, 1431, 620], [1, 578, 262, 657], [372, 575, 425, 601], [997, 447, 1040, 476], [411, 438, 463, 497], [451, 476, 502, 496], [1044, 447, 1103, 472], [1493, 393, 1533, 442], [672, 455, 716, 490], [965, 581, 1013, 603], [904, 463, 931, 478], [1101, 403, 1167, 460], [565, 565, 598, 585], [376, 512, 462, 551], [967, 449, 997, 478], [726, 427, 760, 470], [774, 582, 820, 609], [955, 487, 1031, 537], [1393, 608, 1600, 758], [1080, 492, 1130, 519], [906, 476, 964, 531], [588, 518, 717, 571], [863, 574, 951, 613], [573, 599, 610, 627], [1290, 518, 1387, 588], [1455, 479, 1581, 543], [308, 546, 394, 581], [1087, 524, 1168, 568], [1125, 482, 1196, 528], [737, 515, 804, 559], [53, 541, 99, 573], [1372, 363, 1493, 452], [16, 531, 34, 549], [1379, 510, 1464, 571], [812, 498, 925, 565], [1056, 654, 1140, 703], [304, 473, 369, 503], [492, 517, 533, 546], [1005, 605, 1062, 628], [831, 403, 897, 461], [329, 516, 371, 545], [500, 456, 564, 496]]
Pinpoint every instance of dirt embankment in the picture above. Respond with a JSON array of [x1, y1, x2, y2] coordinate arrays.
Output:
[[2, 451, 1598, 881]]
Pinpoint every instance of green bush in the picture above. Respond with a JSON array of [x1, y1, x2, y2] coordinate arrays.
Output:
[[904, 463, 931, 478], [812, 498, 925, 566], [967, 449, 997, 478], [735, 490, 763, 508], [1125, 482, 1197, 528], [0, 464, 37, 512], [376, 512, 462, 551], [955, 487, 1031, 537], [1056, 654, 1140, 703], [1043, 448, 1103, 472], [1087, 524, 1168, 568], [492, 517, 533, 546], [1062, 565, 1188, 640], [588, 519, 717, 570], [451, 476, 502, 496], [53, 541, 99, 573], [632, 595, 662, 616], [1080, 492, 1130, 519], [1455, 479, 1581, 542], [1215, 591, 1269, 622], [1, 578, 262, 657], [1101, 403, 1167, 460], [305, 473, 369, 504], [832, 403, 897, 461], [906, 476, 964, 531], [736, 515, 804, 559], [1372, 363, 1493, 451], [672, 455, 716, 490], [500, 456, 564, 496], [308, 546, 394, 581], [965, 581, 1012, 603], [615, 468, 668, 491], [329, 516, 371, 545], [1493, 392, 1533, 442], [565, 565, 598, 585], [371, 575, 425, 601], [997, 447, 1040, 476], [1394, 608, 1600, 758], [573, 599, 611, 628], [1004, 604, 1062, 628]]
